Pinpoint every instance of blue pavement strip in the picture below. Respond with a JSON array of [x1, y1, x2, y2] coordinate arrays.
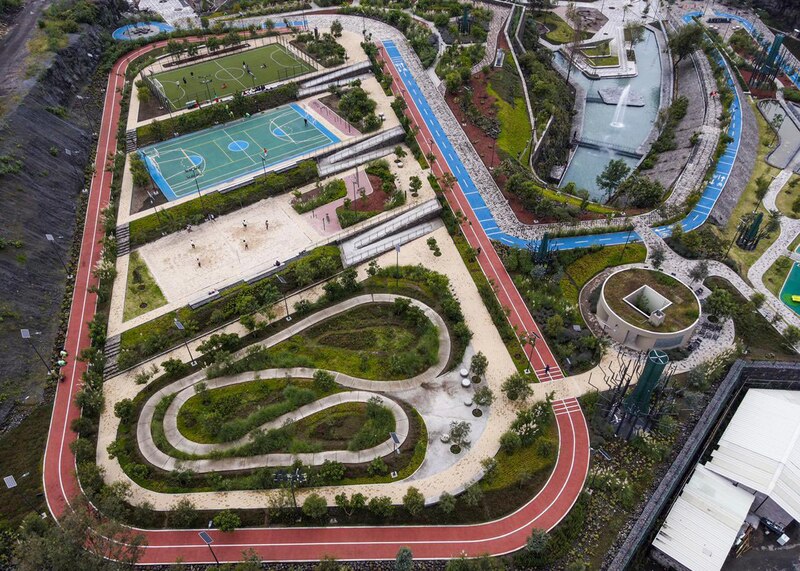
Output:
[[382, 33, 742, 251]]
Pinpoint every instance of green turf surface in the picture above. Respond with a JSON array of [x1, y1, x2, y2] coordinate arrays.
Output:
[[151, 43, 314, 109], [139, 103, 338, 199]]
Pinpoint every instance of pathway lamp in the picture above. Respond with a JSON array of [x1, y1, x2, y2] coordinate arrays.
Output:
[[174, 318, 197, 366], [45, 234, 72, 278], [274, 468, 307, 509], [521, 331, 540, 375], [20, 329, 52, 376], [198, 531, 220, 567], [276, 274, 292, 321]]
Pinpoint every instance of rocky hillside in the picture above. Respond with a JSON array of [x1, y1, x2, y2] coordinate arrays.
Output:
[[0, 0, 125, 426], [754, 0, 800, 31]]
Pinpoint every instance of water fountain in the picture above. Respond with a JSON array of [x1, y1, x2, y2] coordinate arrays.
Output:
[[610, 85, 631, 129]]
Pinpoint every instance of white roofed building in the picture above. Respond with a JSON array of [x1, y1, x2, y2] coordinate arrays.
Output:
[[652, 465, 753, 571], [651, 389, 800, 570]]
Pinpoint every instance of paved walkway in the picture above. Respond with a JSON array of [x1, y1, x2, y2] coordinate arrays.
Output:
[[150, 385, 409, 471]]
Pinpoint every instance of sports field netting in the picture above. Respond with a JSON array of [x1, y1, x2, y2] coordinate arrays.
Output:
[[151, 43, 314, 110], [139, 103, 339, 200]]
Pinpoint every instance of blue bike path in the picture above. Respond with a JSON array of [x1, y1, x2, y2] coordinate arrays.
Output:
[[381, 36, 742, 251]]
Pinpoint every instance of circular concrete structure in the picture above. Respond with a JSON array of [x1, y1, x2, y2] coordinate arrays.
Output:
[[596, 268, 700, 351]]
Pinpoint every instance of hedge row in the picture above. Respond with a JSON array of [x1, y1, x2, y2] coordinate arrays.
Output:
[[129, 160, 317, 247], [136, 82, 300, 146], [117, 245, 342, 369]]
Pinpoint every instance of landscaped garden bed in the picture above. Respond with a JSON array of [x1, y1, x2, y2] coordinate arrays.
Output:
[[123, 251, 167, 321], [336, 159, 405, 228]]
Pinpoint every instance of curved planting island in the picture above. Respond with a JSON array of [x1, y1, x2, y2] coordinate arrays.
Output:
[[142, 378, 409, 471], [129, 294, 445, 477]]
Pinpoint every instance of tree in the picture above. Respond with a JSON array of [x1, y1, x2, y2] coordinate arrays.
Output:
[[625, 22, 645, 48], [402, 487, 425, 516], [367, 496, 394, 518], [330, 19, 343, 37], [526, 528, 550, 554], [500, 430, 522, 453], [14, 496, 146, 569], [688, 260, 709, 284], [705, 288, 737, 321], [502, 372, 533, 402], [473, 386, 495, 407], [751, 291, 766, 309], [784, 325, 800, 347], [480, 457, 498, 483], [264, 18, 275, 31], [396, 546, 414, 571], [617, 173, 665, 208], [213, 510, 240, 532], [409, 175, 422, 196], [449, 420, 472, 449], [463, 483, 483, 507], [313, 369, 336, 392], [564, 2, 586, 85], [470, 351, 488, 377], [650, 246, 666, 269], [596, 159, 631, 200], [113, 398, 134, 422], [169, 498, 198, 528], [334, 492, 366, 517], [669, 24, 705, 63], [438, 491, 456, 514], [755, 175, 771, 202], [302, 493, 329, 520]]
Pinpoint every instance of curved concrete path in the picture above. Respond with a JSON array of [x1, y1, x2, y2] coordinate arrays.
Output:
[[147, 384, 409, 472], [137, 294, 445, 472]]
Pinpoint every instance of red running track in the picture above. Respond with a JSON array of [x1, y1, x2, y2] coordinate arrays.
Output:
[[41, 39, 589, 565]]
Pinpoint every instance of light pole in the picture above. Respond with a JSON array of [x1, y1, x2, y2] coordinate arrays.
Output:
[[274, 468, 307, 509], [20, 329, 52, 375], [185, 164, 207, 213], [260, 153, 268, 178], [198, 531, 220, 567], [75, 95, 97, 135], [45, 234, 71, 278], [276, 274, 291, 321], [174, 318, 197, 366], [522, 331, 540, 375], [395, 244, 401, 287]]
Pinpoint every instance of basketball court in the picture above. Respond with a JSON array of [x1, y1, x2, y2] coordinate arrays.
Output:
[[139, 103, 339, 200], [149, 43, 314, 109]]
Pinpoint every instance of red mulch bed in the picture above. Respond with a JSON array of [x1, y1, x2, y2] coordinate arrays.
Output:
[[740, 69, 776, 98], [349, 174, 390, 212], [444, 71, 543, 224]]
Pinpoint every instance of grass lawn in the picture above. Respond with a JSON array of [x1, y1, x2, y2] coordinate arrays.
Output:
[[0, 404, 50, 526], [124, 251, 167, 321], [604, 268, 700, 332], [241, 303, 440, 380], [776, 173, 800, 219], [542, 187, 619, 215], [483, 420, 557, 492], [534, 12, 591, 44], [487, 83, 531, 164], [581, 41, 610, 57], [559, 244, 648, 304], [152, 43, 313, 109], [722, 100, 782, 275], [177, 377, 335, 444], [232, 401, 396, 456], [586, 55, 619, 67], [763, 256, 792, 297]]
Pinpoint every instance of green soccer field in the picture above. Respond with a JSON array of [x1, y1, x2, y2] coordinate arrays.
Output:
[[151, 43, 315, 110], [139, 102, 339, 200]]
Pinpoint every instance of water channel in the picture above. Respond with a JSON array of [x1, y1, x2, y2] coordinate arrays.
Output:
[[558, 29, 662, 200]]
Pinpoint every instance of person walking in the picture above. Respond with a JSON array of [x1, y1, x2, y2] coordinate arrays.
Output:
[[196, 257, 201, 267], [242, 219, 247, 228], [190, 240, 195, 249], [265, 219, 269, 230], [242, 239, 248, 250]]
